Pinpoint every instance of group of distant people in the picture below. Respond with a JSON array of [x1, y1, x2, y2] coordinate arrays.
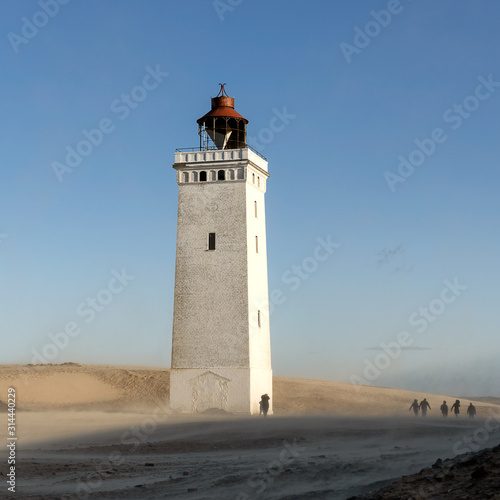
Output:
[[258, 393, 478, 419], [409, 398, 477, 418]]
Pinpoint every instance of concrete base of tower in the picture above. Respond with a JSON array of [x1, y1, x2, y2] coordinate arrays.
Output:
[[169, 367, 273, 415]]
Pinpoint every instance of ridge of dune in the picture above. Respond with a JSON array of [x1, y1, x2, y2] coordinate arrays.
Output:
[[1, 363, 498, 416]]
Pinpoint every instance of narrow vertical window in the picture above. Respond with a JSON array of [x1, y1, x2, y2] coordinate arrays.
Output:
[[255, 236, 259, 253], [257, 176, 260, 187], [252, 173, 255, 184], [200, 171, 207, 182], [254, 201, 258, 218], [258, 310, 261, 328], [208, 233, 216, 250]]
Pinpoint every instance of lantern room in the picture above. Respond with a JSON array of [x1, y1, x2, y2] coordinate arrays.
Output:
[[197, 84, 248, 150]]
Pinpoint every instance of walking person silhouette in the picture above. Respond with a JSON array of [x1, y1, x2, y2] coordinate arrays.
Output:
[[467, 403, 477, 419], [440, 401, 448, 417], [409, 399, 419, 416], [259, 394, 270, 417], [419, 398, 431, 417]]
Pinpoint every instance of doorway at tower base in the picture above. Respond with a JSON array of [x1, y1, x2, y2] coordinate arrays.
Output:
[[169, 367, 273, 415]]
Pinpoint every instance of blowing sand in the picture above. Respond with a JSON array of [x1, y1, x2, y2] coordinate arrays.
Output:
[[1, 364, 499, 499]]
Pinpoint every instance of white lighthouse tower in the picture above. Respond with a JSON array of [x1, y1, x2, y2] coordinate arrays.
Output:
[[170, 85, 272, 414]]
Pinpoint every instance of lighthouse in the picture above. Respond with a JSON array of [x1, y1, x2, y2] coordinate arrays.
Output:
[[170, 85, 273, 414]]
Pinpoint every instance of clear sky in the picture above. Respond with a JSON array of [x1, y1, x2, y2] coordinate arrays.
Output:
[[1, 0, 499, 396]]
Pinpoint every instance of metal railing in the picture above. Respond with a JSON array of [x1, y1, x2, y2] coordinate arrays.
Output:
[[175, 144, 267, 162]]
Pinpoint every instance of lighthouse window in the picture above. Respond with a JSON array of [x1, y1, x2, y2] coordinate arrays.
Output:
[[254, 201, 258, 218], [255, 236, 259, 253], [183, 172, 189, 183], [257, 176, 260, 187], [208, 233, 216, 250], [258, 310, 261, 328], [217, 170, 225, 181], [252, 173, 255, 184], [200, 171, 207, 182]]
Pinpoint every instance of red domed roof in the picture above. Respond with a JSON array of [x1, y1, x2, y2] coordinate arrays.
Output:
[[197, 85, 248, 124]]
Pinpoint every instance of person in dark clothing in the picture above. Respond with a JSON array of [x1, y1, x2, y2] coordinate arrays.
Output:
[[419, 398, 431, 416], [440, 400, 448, 417], [451, 399, 461, 417], [260, 394, 270, 417], [467, 403, 477, 419], [409, 399, 419, 416]]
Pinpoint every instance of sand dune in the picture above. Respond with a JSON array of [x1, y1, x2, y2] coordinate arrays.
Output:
[[0, 363, 169, 412], [1, 363, 496, 416], [1, 364, 499, 499]]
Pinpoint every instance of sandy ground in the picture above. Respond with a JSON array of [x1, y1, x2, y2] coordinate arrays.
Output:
[[1, 364, 499, 499], [350, 443, 500, 499]]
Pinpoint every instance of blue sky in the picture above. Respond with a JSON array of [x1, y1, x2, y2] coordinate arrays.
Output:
[[1, 0, 499, 396]]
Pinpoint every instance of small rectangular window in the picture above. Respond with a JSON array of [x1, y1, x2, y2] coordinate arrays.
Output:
[[208, 233, 216, 250], [255, 235, 259, 253], [254, 201, 258, 218], [258, 310, 261, 328]]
